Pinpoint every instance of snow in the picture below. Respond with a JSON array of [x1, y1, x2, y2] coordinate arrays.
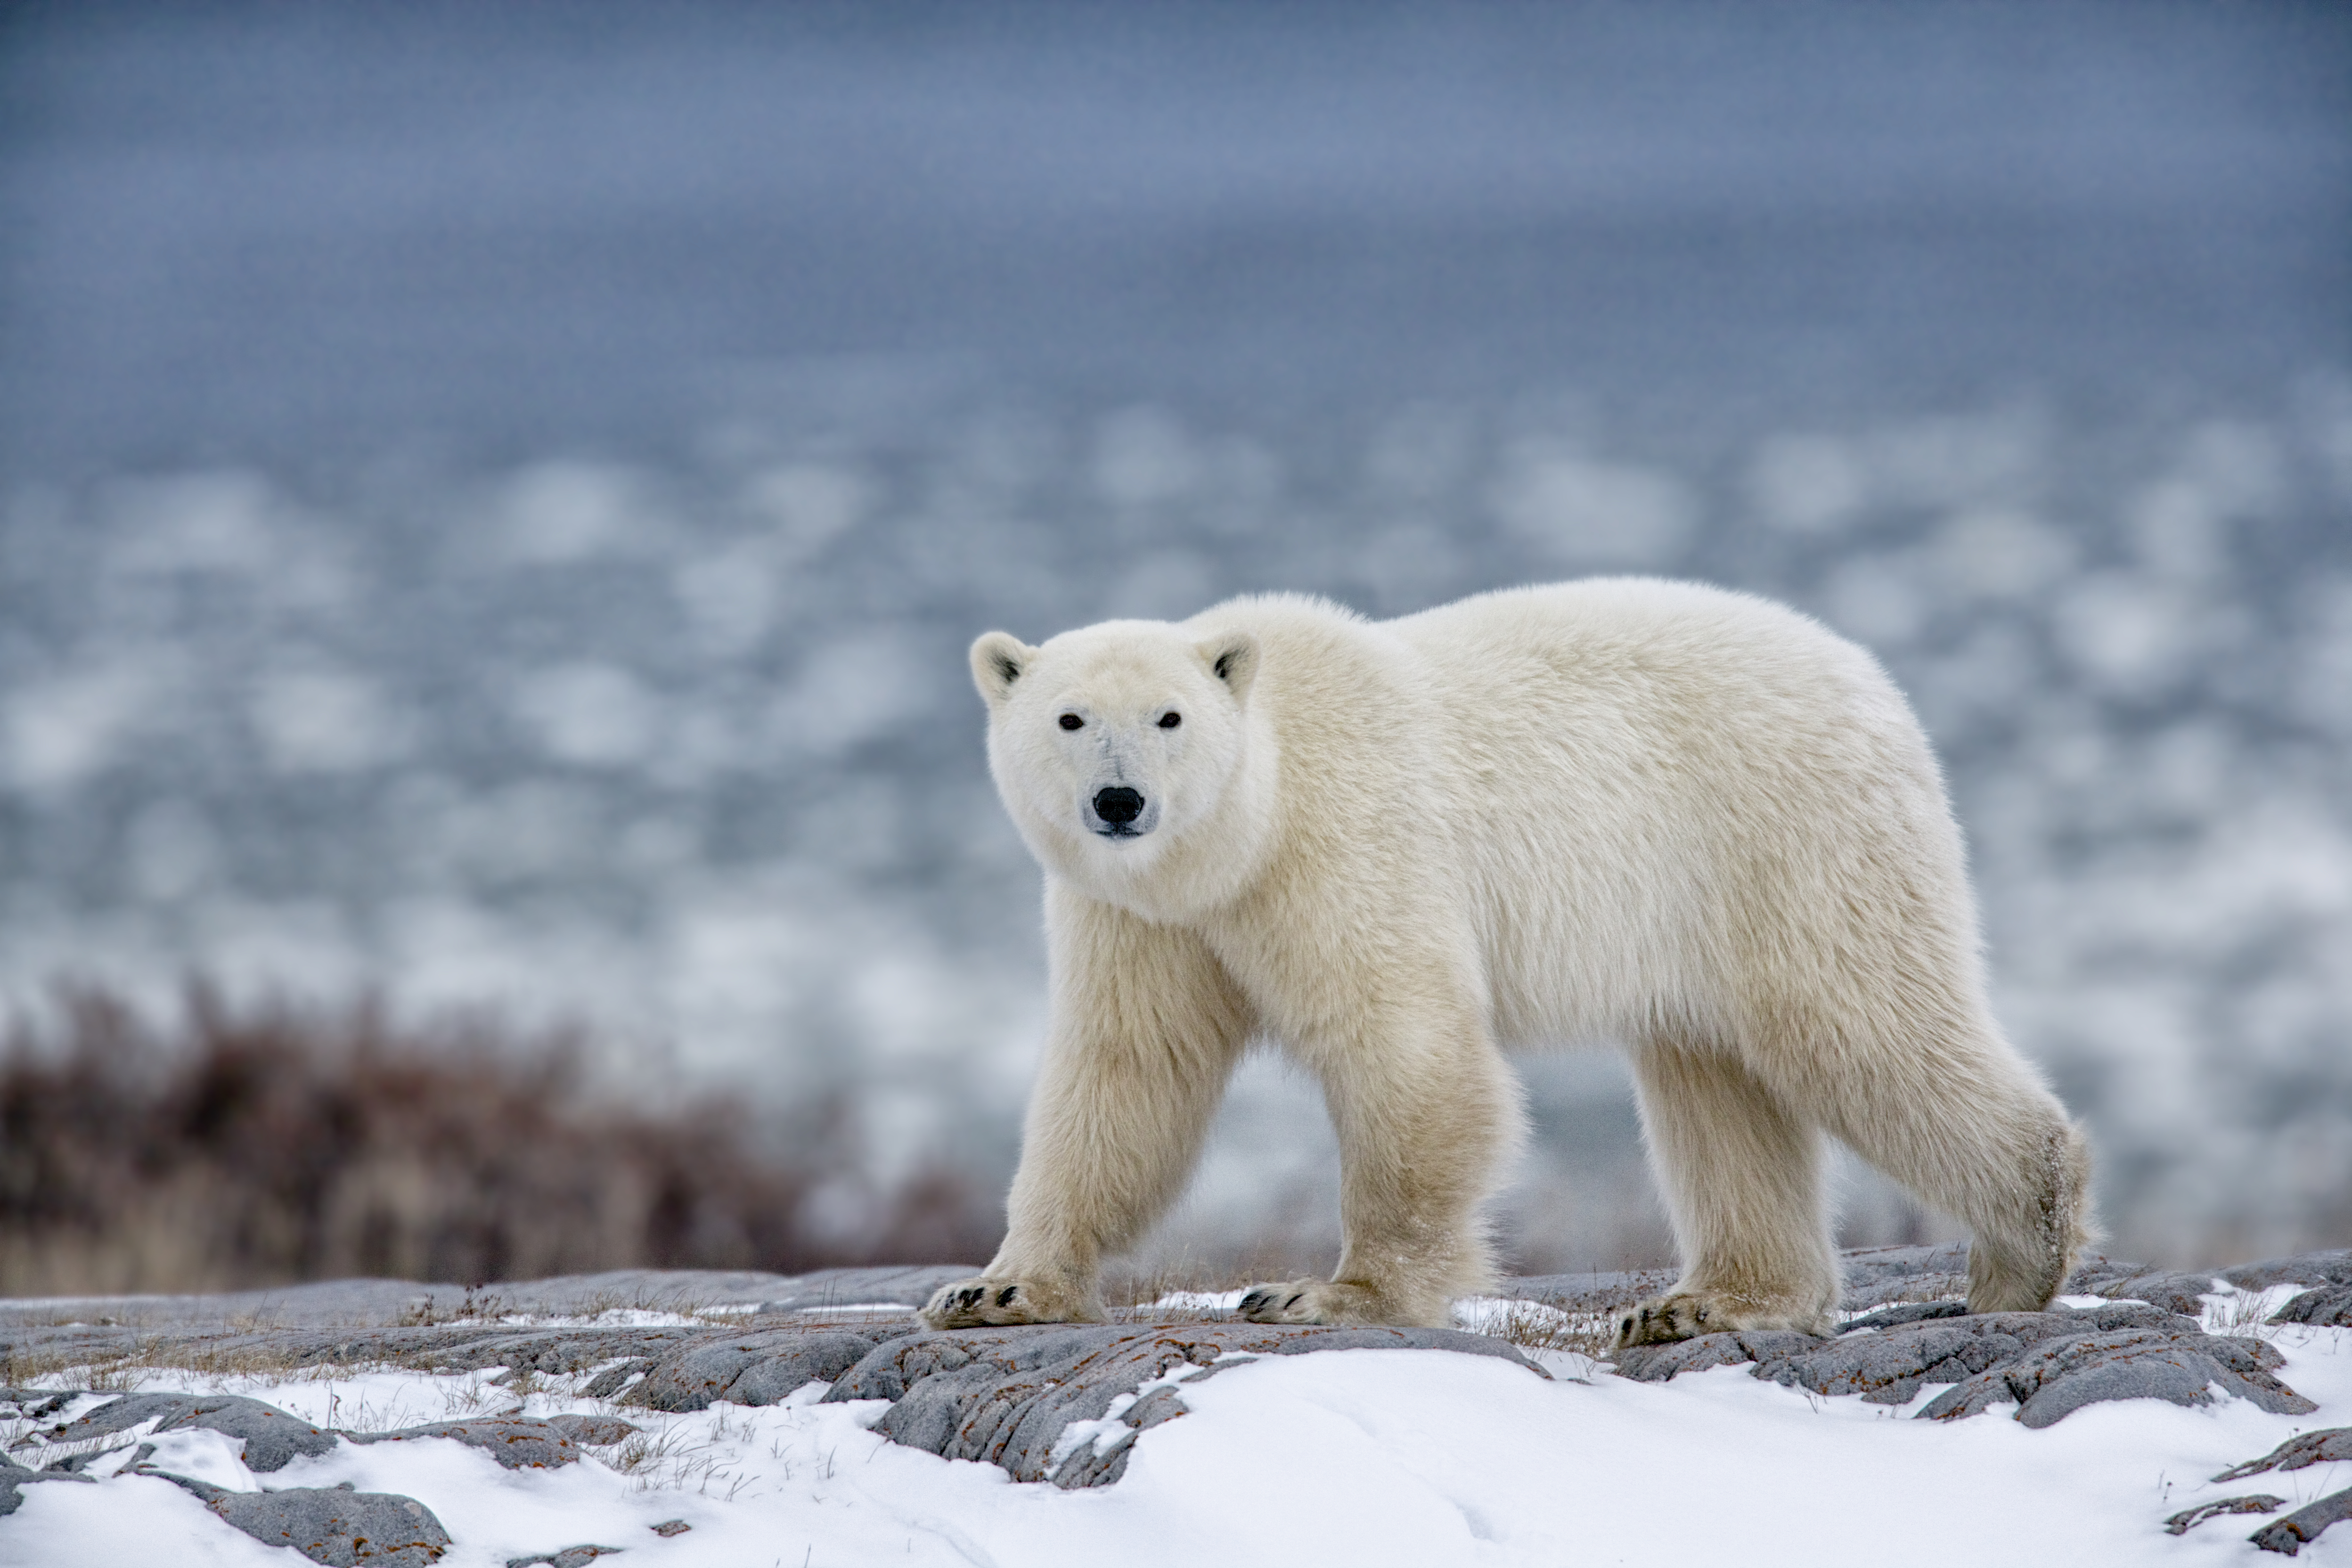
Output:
[[1147, 1289, 1248, 1313], [8, 1314, 2349, 1567]]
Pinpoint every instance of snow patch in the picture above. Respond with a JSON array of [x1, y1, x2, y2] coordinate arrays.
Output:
[[7, 1324, 2351, 1566]]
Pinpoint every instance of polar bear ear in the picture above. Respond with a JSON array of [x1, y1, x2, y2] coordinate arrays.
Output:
[[970, 631, 1035, 706], [1199, 633, 1259, 704]]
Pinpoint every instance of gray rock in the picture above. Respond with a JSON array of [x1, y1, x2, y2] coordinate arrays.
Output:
[[2214, 1427, 2352, 1482], [2016, 1354, 2221, 1426], [292, 1325, 705, 1377], [1614, 1306, 2182, 1397], [823, 1321, 1545, 1489], [344, 1419, 581, 1470], [1122, 1386, 1186, 1431], [542, 1413, 639, 1446], [1763, 1323, 2022, 1405], [581, 1359, 654, 1398], [2059, 1252, 2142, 1289], [0, 1248, 2004, 1384], [2251, 1487, 2352, 1556], [34, 1392, 337, 1471], [1612, 1330, 1826, 1385], [507, 1548, 624, 1568], [1917, 1328, 2314, 1427], [1256, 1326, 1547, 1371], [0, 1322, 718, 1384], [2165, 1495, 2283, 1535], [1497, 1269, 1676, 1315], [623, 1329, 879, 1412], [837, 1325, 1190, 1488], [1837, 1300, 1971, 1332], [752, 1265, 979, 1314], [2270, 1285, 2352, 1326], [0, 1266, 969, 1334], [1610, 1303, 2310, 1429], [1504, 1243, 1979, 1320], [1839, 1243, 1975, 1310], [2071, 1249, 2352, 1320], [2222, 1250, 2352, 1293], [146, 1471, 452, 1566], [0, 1388, 76, 1420], [2063, 1257, 2226, 1316], [0, 1459, 34, 1518], [17, 1395, 617, 1480]]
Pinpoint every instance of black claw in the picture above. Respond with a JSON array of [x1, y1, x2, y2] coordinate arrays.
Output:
[[1283, 1292, 1305, 1311], [958, 1287, 983, 1308], [997, 1285, 1019, 1307], [1239, 1290, 1266, 1312]]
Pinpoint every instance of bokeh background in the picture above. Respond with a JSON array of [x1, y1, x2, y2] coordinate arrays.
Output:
[[2, 0, 2348, 1292]]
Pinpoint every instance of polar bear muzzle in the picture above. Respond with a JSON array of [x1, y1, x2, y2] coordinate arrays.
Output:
[[1088, 785, 1154, 838]]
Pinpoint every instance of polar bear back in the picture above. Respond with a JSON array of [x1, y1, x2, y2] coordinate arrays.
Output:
[[1340, 579, 1977, 1053]]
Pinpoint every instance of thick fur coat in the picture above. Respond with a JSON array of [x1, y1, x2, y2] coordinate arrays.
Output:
[[923, 580, 2092, 1341]]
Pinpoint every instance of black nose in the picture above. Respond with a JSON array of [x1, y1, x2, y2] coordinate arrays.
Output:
[[1094, 786, 1145, 825]]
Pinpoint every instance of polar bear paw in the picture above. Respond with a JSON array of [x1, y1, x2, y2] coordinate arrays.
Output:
[[1235, 1278, 1388, 1325], [1613, 1290, 1827, 1348], [1613, 1292, 1723, 1347], [918, 1276, 1103, 1330]]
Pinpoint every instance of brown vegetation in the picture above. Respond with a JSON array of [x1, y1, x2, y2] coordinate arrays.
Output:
[[0, 983, 1002, 1296]]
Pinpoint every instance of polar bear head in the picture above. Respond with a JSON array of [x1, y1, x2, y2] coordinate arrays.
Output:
[[970, 618, 1268, 915]]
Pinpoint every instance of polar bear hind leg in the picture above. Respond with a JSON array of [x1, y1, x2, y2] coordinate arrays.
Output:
[[1617, 1038, 1842, 1347], [1802, 1014, 2094, 1316], [1616, 1013, 2094, 1349]]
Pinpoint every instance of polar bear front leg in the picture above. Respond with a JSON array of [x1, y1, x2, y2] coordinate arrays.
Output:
[[1237, 1004, 1522, 1329], [1234, 1278, 1395, 1324], [921, 891, 1254, 1331], [1613, 1039, 1840, 1348]]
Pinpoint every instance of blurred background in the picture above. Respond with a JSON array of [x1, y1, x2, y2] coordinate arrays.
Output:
[[1, 0, 2347, 1294]]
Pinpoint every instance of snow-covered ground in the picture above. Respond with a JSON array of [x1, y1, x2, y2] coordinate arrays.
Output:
[[8, 1290, 2348, 1567]]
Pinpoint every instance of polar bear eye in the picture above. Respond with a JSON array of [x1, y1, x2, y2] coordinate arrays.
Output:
[[1158, 712, 1181, 729], [1059, 713, 1084, 731]]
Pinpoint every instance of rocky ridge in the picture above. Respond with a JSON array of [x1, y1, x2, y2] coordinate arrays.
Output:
[[3, 1247, 2349, 1562]]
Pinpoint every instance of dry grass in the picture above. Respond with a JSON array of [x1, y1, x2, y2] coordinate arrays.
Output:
[[1459, 1295, 1618, 1360], [0, 1283, 796, 1394], [0, 980, 1003, 1297], [1099, 1254, 1623, 1361], [0, 1326, 395, 1391], [1104, 1257, 1253, 1323], [2203, 1283, 2303, 1344], [1102, 1243, 1352, 1323]]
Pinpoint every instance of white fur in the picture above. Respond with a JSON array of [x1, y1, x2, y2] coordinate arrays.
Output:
[[924, 580, 2092, 1338]]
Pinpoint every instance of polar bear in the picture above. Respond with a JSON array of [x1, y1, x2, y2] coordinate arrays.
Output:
[[921, 580, 2091, 1344]]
